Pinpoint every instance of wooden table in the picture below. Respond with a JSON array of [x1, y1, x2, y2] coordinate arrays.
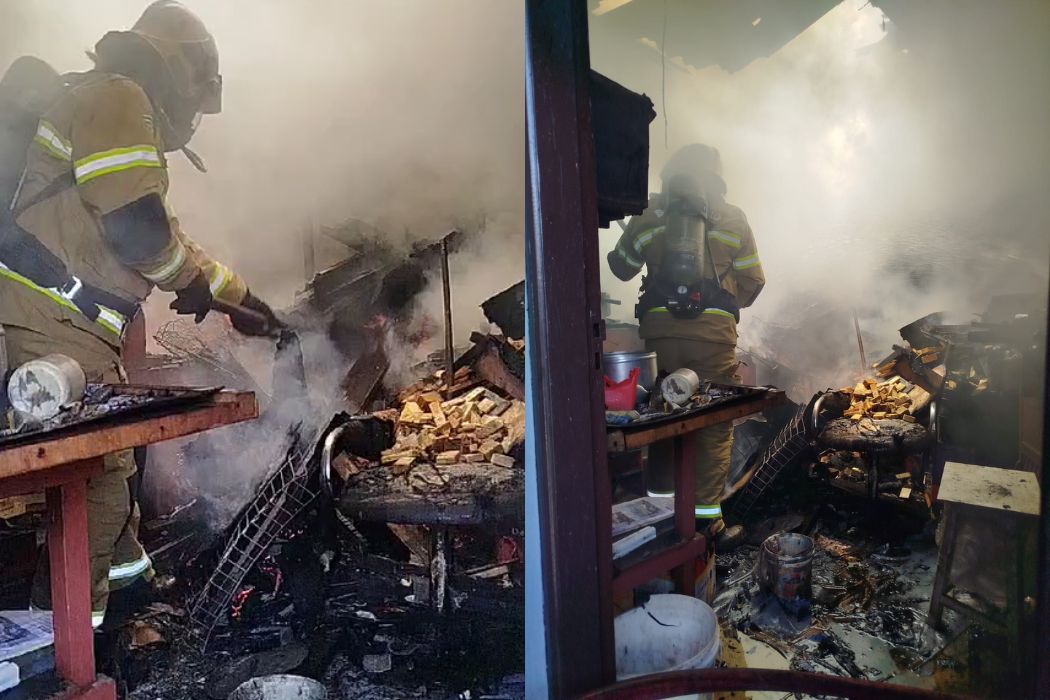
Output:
[[0, 391, 257, 699], [604, 388, 788, 600]]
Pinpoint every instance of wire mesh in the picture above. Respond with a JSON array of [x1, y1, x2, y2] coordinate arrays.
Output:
[[730, 403, 812, 518], [187, 424, 321, 647]]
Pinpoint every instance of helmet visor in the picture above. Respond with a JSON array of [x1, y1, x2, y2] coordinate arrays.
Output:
[[199, 73, 222, 114]]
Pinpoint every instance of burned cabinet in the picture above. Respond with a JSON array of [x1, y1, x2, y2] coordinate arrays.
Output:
[[590, 71, 655, 228]]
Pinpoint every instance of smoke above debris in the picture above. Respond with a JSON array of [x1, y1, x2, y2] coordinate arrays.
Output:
[[591, 1, 1050, 397], [2, 1, 524, 522], [1, 0, 524, 308]]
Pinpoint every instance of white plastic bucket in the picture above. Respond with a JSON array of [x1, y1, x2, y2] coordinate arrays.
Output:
[[228, 675, 326, 700], [614, 594, 720, 700]]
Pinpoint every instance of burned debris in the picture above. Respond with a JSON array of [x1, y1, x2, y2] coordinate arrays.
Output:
[[694, 295, 1046, 692], [0, 219, 525, 698]]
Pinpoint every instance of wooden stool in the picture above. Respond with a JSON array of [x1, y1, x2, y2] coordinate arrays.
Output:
[[929, 462, 1040, 660]]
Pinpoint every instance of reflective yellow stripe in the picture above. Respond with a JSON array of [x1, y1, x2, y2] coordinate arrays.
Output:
[[0, 263, 125, 337], [209, 263, 232, 295], [109, 552, 152, 581], [616, 245, 642, 268], [733, 254, 761, 270], [632, 226, 664, 255], [695, 504, 722, 518], [74, 145, 161, 184], [34, 120, 72, 160], [141, 243, 187, 284], [708, 230, 741, 248], [645, 307, 734, 319]]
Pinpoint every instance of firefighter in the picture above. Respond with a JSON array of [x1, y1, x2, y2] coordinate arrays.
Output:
[[0, 1, 278, 626], [607, 144, 765, 543]]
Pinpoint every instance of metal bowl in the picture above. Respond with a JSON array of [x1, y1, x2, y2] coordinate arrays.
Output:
[[602, 351, 658, 391]]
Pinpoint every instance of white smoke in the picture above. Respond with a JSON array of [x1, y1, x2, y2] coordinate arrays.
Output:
[[592, 1, 1050, 397]]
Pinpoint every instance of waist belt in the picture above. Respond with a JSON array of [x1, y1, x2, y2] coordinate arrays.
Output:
[[0, 261, 133, 337], [0, 222, 137, 337], [636, 276, 740, 323]]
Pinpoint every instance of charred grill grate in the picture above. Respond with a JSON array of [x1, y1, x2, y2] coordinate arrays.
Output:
[[730, 402, 812, 518], [188, 425, 320, 648]]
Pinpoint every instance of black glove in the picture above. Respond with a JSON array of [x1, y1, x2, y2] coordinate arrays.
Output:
[[169, 272, 212, 323], [230, 291, 280, 337]]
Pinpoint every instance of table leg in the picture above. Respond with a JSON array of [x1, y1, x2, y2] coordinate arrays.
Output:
[[671, 435, 698, 595], [673, 435, 697, 540], [929, 503, 958, 628], [46, 471, 96, 689]]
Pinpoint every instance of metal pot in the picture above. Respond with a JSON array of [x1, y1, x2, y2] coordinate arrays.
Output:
[[602, 351, 658, 391]]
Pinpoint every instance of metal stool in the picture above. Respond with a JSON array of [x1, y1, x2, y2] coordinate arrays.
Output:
[[928, 462, 1040, 660]]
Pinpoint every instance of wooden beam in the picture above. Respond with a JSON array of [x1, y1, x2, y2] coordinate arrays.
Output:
[[526, 0, 612, 693]]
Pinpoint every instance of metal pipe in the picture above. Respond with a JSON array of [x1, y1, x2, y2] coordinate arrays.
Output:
[[852, 311, 867, 372], [579, 668, 970, 700], [441, 234, 454, 392], [320, 423, 349, 501]]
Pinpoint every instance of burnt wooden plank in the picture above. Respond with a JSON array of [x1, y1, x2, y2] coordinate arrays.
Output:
[[343, 346, 390, 411], [0, 392, 257, 479], [607, 390, 788, 453]]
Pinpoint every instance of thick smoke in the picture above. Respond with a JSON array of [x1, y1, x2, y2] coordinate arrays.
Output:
[[591, 1, 1050, 397], [2, 1, 524, 524], [2, 0, 524, 316]]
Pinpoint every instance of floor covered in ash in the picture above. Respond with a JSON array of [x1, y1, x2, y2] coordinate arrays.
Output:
[[105, 556, 523, 700], [706, 470, 1023, 699]]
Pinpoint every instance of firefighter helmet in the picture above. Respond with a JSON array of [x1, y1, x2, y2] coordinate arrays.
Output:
[[661, 143, 724, 181], [130, 1, 222, 115]]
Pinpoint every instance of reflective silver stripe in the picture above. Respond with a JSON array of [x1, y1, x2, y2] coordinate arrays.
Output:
[[209, 263, 232, 295], [616, 245, 642, 269], [95, 307, 126, 335], [30, 605, 106, 629], [632, 226, 664, 254], [702, 308, 735, 319], [109, 552, 151, 581], [34, 120, 72, 160], [733, 254, 761, 270], [694, 504, 722, 518], [708, 230, 742, 248], [74, 145, 161, 185], [646, 490, 674, 498], [141, 243, 187, 284]]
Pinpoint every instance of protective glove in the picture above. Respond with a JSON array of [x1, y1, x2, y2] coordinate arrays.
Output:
[[230, 291, 280, 337], [168, 272, 212, 323]]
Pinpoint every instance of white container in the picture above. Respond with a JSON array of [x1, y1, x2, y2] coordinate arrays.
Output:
[[662, 368, 701, 407], [7, 354, 86, 420], [0, 325, 8, 380], [615, 594, 721, 700], [229, 675, 326, 700]]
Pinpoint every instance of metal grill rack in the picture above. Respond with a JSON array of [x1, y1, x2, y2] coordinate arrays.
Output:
[[188, 423, 322, 647], [730, 401, 813, 518]]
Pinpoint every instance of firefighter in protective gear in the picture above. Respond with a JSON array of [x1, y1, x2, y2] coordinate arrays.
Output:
[[608, 144, 765, 538], [0, 1, 277, 626]]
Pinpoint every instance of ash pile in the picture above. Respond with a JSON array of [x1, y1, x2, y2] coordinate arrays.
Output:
[[90, 225, 523, 698], [706, 295, 1045, 693]]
